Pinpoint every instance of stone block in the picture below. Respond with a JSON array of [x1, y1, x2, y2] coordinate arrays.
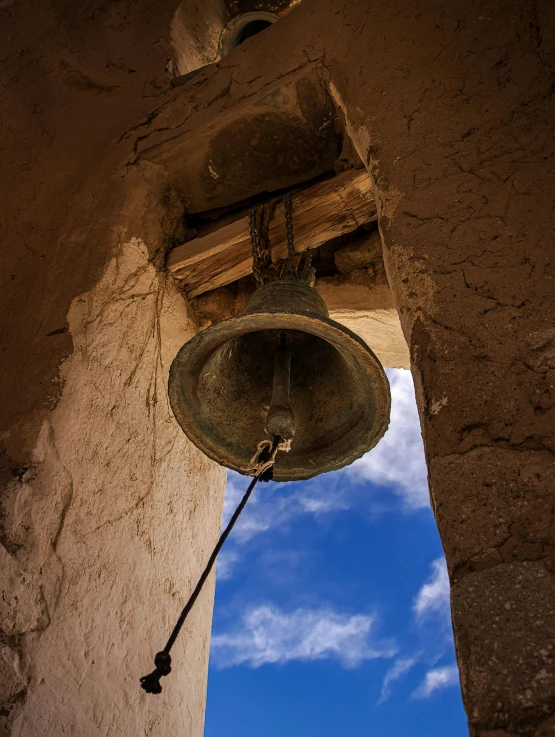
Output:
[[452, 561, 555, 734], [429, 448, 555, 573]]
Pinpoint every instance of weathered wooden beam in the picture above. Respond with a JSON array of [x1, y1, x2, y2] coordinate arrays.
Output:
[[167, 169, 376, 298]]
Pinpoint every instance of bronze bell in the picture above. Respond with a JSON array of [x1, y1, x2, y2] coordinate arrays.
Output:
[[168, 279, 391, 481]]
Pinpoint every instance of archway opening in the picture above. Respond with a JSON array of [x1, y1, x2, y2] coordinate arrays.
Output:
[[219, 11, 279, 56], [236, 18, 273, 44]]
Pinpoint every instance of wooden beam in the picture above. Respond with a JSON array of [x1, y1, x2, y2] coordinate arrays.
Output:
[[167, 169, 376, 298]]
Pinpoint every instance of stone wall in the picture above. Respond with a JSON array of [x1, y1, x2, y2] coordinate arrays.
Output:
[[326, 3, 555, 734]]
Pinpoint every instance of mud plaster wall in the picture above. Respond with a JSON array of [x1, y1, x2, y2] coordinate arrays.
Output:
[[171, 0, 228, 76], [1, 5, 226, 734], [1, 0, 555, 736], [2, 238, 225, 736]]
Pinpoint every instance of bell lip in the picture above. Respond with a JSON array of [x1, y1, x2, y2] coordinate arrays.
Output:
[[169, 309, 391, 482]]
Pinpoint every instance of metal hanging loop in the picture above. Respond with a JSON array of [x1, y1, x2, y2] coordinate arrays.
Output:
[[249, 191, 315, 287], [249, 200, 279, 286]]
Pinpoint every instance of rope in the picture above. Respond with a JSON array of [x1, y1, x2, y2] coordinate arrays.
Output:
[[140, 438, 281, 695], [247, 437, 291, 477]]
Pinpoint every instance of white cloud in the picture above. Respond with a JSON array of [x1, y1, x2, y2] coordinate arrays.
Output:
[[376, 558, 455, 705], [217, 369, 429, 580], [379, 655, 419, 704], [413, 558, 451, 621], [296, 486, 350, 515], [221, 472, 348, 544], [211, 605, 396, 669], [216, 549, 241, 581], [221, 474, 271, 542], [412, 664, 460, 699], [218, 472, 352, 578], [348, 369, 429, 509]]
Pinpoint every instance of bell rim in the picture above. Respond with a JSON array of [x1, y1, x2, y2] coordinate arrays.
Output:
[[169, 309, 391, 481]]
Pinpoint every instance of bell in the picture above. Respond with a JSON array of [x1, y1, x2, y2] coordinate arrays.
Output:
[[168, 280, 391, 481]]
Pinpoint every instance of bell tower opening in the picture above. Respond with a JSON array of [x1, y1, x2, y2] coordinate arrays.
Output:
[[237, 19, 273, 44], [219, 11, 279, 56]]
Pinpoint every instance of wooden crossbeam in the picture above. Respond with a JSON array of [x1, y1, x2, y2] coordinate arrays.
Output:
[[167, 169, 376, 298]]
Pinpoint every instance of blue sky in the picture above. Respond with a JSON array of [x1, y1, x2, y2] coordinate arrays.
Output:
[[204, 369, 469, 737]]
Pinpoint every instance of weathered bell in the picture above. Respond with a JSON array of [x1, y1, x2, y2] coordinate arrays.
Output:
[[168, 280, 391, 481]]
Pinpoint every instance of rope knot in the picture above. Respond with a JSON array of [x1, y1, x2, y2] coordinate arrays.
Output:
[[140, 651, 172, 695], [247, 437, 291, 478], [140, 436, 287, 695]]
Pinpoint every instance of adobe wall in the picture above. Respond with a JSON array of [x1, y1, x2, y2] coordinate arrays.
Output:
[[0, 4, 225, 734], [324, 4, 555, 734], [1, 0, 554, 735], [2, 227, 225, 737]]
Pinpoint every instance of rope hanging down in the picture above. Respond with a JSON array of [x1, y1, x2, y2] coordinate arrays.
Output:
[[139, 439, 280, 695]]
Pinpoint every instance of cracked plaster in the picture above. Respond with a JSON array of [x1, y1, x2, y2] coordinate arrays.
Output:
[[1, 0, 554, 734], [1, 238, 224, 736]]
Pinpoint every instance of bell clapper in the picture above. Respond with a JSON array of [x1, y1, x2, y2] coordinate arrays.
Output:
[[265, 331, 296, 444]]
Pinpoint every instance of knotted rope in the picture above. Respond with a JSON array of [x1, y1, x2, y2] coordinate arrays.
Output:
[[247, 437, 292, 477], [140, 438, 281, 695]]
